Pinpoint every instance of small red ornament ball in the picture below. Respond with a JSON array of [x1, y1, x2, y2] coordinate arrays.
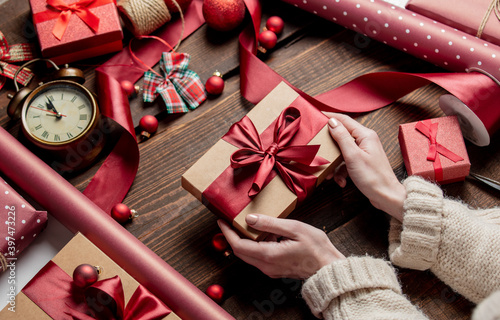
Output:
[[205, 74, 224, 95], [164, 0, 192, 13], [139, 115, 159, 134], [111, 203, 132, 224], [73, 264, 99, 288], [266, 16, 284, 34], [120, 80, 136, 97], [211, 233, 229, 252], [206, 284, 224, 303], [202, 0, 246, 32], [258, 30, 278, 50]]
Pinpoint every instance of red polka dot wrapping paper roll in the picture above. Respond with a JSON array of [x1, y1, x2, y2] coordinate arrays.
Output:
[[281, 0, 500, 78], [279, 0, 500, 145], [0, 178, 47, 272]]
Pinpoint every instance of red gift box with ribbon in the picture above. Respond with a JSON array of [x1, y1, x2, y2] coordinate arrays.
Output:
[[182, 82, 342, 240], [0, 177, 47, 273], [29, 0, 123, 65], [0, 232, 179, 319], [406, 0, 500, 47], [398, 116, 471, 184]]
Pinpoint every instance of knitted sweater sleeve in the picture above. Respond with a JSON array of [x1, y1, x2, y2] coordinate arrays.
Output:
[[301, 256, 427, 319], [388, 176, 500, 304]]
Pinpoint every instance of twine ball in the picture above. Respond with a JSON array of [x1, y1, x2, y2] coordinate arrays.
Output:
[[118, 0, 172, 36]]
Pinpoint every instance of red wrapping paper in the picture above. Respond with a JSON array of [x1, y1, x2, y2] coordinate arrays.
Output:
[[406, 0, 500, 47], [0, 127, 234, 319], [30, 0, 123, 64], [398, 116, 471, 184], [280, 0, 500, 81], [241, 0, 500, 146], [0, 178, 47, 272]]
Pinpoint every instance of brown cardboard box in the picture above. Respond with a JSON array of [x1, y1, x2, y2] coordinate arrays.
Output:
[[0, 233, 180, 319], [182, 82, 342, 240]]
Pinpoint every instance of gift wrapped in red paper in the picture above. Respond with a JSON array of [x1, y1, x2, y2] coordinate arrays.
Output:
[[30, 0, 123, 64], [399, 116, 471, 184], [406, 0, 500, 47], [0, 177, 47, 272], [0, 233, 178, 319], [182, 82, 342, 240]]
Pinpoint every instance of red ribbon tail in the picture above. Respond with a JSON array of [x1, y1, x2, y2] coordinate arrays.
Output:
[[53, 10, 72, 40], [249, 155, 275, 197], [76, 9, 100, 33]]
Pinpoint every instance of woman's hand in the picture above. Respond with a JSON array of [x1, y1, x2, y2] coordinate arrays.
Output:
[[218, 214, 345, 279], [325, 113, 406, 222]]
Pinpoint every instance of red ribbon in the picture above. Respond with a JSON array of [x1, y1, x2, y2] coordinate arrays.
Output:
[[33, 0, 107, 40], [239, 0, 500, 136], [415, 120, 464, 182], [0, 30, 35, 90], [224, 106, 329, 201], [22, 260, 171, 320]]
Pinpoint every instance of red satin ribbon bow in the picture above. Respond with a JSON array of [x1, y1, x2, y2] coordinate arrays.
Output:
[[223, 106, 329, 202], [415, 120, 464, 181], [66, 275, 172, 320], [0, 30, 35, 90], [47, 0, 100, 40]]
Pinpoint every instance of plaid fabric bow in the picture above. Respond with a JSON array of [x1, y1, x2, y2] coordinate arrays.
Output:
[[143, 52, 206, 114], [0, 31, 36, 90]]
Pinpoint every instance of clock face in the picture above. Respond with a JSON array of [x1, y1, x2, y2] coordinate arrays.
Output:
[[23, 82, 95, 145]]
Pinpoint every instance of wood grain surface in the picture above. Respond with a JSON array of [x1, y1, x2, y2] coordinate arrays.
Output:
[[1, 0, 499, 319]]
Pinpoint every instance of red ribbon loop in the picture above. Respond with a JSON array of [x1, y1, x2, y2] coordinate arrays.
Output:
[[415, 120, 464, 181], [47, 0, 100, 40], [224, 106, 329, 201]]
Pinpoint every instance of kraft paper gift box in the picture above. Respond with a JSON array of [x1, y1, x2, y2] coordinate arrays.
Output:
[[399, 116, 471, 184], [0, 177, 47, 272], [182, 82, 342, 240], [406, 0, 500, 47], [30, 0, 123, 64], [0, 232, 179, 319]]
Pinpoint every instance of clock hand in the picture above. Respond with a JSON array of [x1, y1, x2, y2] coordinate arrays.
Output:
[[45, 97, 62, 119], [30, 106, 67, 117]]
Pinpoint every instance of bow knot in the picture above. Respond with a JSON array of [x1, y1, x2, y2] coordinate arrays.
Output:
[[415, 120, 464, 181], [0, 31, 35, 90], [143, 52, 206, 114], [224, 107, 329, 201], [47, 0, 100, 40], [66, 275, 171, 320], [265, 142, 279, 157]]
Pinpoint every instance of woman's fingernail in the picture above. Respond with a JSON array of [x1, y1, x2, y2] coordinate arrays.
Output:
[[328, 118, 338, 128], [246, 214, 258, 225]]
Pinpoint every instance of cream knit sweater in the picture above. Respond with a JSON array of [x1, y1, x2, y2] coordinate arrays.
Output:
[[301, 176, 500, 319]]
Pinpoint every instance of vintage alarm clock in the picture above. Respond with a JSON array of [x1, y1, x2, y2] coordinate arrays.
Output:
[[7, 58, 106, 172]]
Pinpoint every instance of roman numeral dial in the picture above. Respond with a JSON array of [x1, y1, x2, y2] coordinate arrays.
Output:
[[23, 82, 95, 144]]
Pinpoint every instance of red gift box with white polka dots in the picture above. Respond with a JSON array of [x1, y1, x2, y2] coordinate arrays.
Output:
[[281, 0, 500, 82], [0, 178, 47, 272]]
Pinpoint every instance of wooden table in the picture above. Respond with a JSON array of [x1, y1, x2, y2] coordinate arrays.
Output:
[[1, 0, 499, 319]]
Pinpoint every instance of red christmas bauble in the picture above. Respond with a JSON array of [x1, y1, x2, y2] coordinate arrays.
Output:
[[202, 0, 246, 32], [111, 203, 132, 224], [206, 284, 224, 303], [266, 16, 284, 34], [211, 233, 229, 252], [120, 80, 135, 97], [258, 30, 278, 50], [205, 75, 225, 95], [73, 264, 99, 288], [164, 0, 193, 13], [139, 115, 159, 135]]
